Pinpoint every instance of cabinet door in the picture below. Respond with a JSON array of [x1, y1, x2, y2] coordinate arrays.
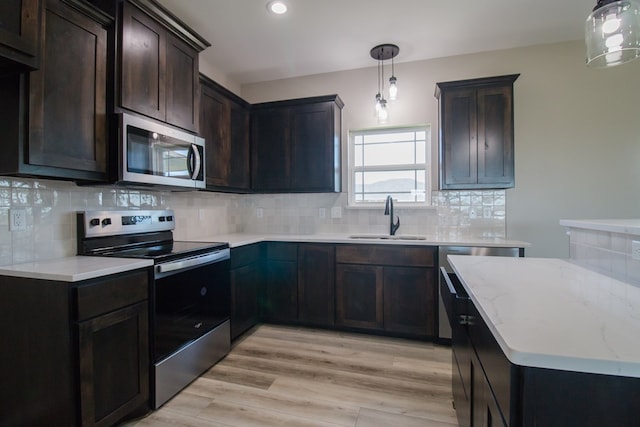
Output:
[[230, 262, 261, 340], [78, 301, 149, 427], [201, 83, 231, 187], [290, 102, 336, 191], [383, 266, 437, 337], [476, 85, 514, 187], [27, 0, 108, 179], [165, 30, 198, 131], [298, 244, 335, 326], [200, 80, 250, 190], [0, 0, 41, 69], [263, 260, 298, 322], [228, 100, 250, 189], [441, 88, 478, 188], [121, 1, 166, 121], [335, 264, 383, 330], [251, 107, 290, 190], [471, 350, 507, 427]]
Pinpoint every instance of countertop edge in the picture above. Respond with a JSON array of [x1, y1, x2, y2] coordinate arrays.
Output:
[[0, 257, 154, 282]]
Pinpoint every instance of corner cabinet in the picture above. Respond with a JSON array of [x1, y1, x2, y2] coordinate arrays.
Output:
[[435, 74, 519, 190], [119, 0, 209, 132], [251, 95, 343, 193], [0, 0, 42, 70], [0, 268, 151, 427], [0, 0, 111, 181], [200, 74, 251, 191], [230, 243, 262, 340]]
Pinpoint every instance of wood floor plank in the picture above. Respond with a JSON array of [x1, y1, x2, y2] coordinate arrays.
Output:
[[269, 376, 458, 424], [175, 376, 360, 426], [355, 407, 457, 427], [121, 324, 458, 427]]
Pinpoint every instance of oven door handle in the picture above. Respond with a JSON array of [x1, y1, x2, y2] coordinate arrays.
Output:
[[157, 249, 229, 274]]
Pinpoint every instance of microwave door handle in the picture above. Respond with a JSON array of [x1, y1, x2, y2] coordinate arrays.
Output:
[[191, 143, 201, 180], [187, 144, 195, 177]]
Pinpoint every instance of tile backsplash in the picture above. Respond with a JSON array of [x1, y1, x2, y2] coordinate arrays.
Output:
[[0, 176, 506, 266]]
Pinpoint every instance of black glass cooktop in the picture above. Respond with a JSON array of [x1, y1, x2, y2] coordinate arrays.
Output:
[[100, 240, 228, 263]]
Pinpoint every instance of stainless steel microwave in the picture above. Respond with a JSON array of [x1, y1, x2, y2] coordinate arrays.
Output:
[[117, 113, 205, 189]]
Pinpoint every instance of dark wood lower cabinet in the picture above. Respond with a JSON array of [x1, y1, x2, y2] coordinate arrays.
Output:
[[335, 264, 384, 330], [229, 243, 438, 340], [383, 266, 437, 337], [0, 268, 150, 427], [298, 244, 335, 326], [261, 242, 298, 323], [230, 244, 262, 340], [335, 244, 437, 338], [78, 301, 149, 427]]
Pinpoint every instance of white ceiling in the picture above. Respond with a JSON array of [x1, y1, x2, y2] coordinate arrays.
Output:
[[157, 0, 591, 85]]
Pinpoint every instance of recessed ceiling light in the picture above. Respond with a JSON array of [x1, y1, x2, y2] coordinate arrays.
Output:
[[267, 1, 288, 15]]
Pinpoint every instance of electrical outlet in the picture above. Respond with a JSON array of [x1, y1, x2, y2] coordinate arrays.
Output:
[[256, 207, 264, 218], [632, 240, 640, 261], [9, 208, 27, 231], [318, 208, 326, 218], [331, 207, 342, 218]]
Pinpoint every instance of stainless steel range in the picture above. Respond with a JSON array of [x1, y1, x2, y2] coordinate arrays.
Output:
[[77, 209, 230, 409]]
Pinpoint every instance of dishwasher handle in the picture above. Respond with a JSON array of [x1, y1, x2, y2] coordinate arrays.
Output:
[[157, 249, 230, 274]]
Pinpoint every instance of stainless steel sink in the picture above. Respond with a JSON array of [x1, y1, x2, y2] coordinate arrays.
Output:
[[348, 234, 426, 241]]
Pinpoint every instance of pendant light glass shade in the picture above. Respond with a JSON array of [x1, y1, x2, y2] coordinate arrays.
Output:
[[586, 0, 640, 67], [370, 44, 399, 123]]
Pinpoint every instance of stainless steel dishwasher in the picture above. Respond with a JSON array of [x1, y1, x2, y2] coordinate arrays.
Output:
[[438, 246, 524, 340]]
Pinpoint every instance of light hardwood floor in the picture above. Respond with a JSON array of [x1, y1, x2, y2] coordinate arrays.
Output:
[[123, 324, 458, 427]]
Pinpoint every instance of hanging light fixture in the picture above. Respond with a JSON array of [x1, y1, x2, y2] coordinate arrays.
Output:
[[586, 0, 640, 67], [370, 44, 399, 123]]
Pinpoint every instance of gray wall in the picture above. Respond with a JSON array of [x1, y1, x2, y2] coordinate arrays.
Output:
[[239, 40, 640, 258]]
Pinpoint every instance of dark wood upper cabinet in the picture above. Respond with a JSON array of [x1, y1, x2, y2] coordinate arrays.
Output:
[[200, 75, 251, 191], [251, 95, 343, 193], [119, 0, 208, 132], [435, 74, 519, 190], [0, 0, 111, 181], [0, 0, 42, 70]]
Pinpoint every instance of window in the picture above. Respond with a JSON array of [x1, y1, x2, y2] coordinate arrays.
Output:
[[349, 126, 430, 206]]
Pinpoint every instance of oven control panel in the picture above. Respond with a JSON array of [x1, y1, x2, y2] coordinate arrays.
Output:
[[78, 209, 175, 237]]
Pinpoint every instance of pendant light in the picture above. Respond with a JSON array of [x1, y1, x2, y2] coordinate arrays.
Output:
[[586, 0, 640, 67], [370, 44, 399, 123]]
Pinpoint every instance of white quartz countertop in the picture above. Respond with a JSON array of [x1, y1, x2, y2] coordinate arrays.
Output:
[[0, 256, 153, 282], [560, 218, 640, 235], [180, 232, 530, 249], [448, 255, 640, 378]]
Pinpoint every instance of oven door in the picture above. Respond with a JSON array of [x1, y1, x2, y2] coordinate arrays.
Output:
[[152, 250, 230, 363], [120, 113, 205, 189]]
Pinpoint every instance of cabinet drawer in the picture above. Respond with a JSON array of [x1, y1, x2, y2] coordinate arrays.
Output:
[[75, 269, 149, 321], [266, 242, 297, 261], [231, 243, 262, 269], [439, 267, 469, 326], [336, 244, 436, 267]]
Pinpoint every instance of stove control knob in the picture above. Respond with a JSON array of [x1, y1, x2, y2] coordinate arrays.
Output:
[[89, 218, 100, 227], [101, 218, 112, 226]]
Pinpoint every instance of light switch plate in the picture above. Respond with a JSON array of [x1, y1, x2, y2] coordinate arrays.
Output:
[[331, 207, 342, 218], [9, 208, 27, 231]]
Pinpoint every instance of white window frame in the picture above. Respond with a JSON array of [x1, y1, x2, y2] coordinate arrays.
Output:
[[347, 125, 432, 208]]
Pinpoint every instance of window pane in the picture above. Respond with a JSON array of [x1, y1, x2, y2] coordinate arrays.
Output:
[[350, 126, 429, 204], [354, 144, 363, 167], [365, 141, 415, 166]]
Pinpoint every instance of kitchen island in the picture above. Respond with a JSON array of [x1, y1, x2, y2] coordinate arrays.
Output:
[[446, 255, 640, 426]]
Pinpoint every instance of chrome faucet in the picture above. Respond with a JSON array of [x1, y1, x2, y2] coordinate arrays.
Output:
[[384, 195, 400, 236]]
